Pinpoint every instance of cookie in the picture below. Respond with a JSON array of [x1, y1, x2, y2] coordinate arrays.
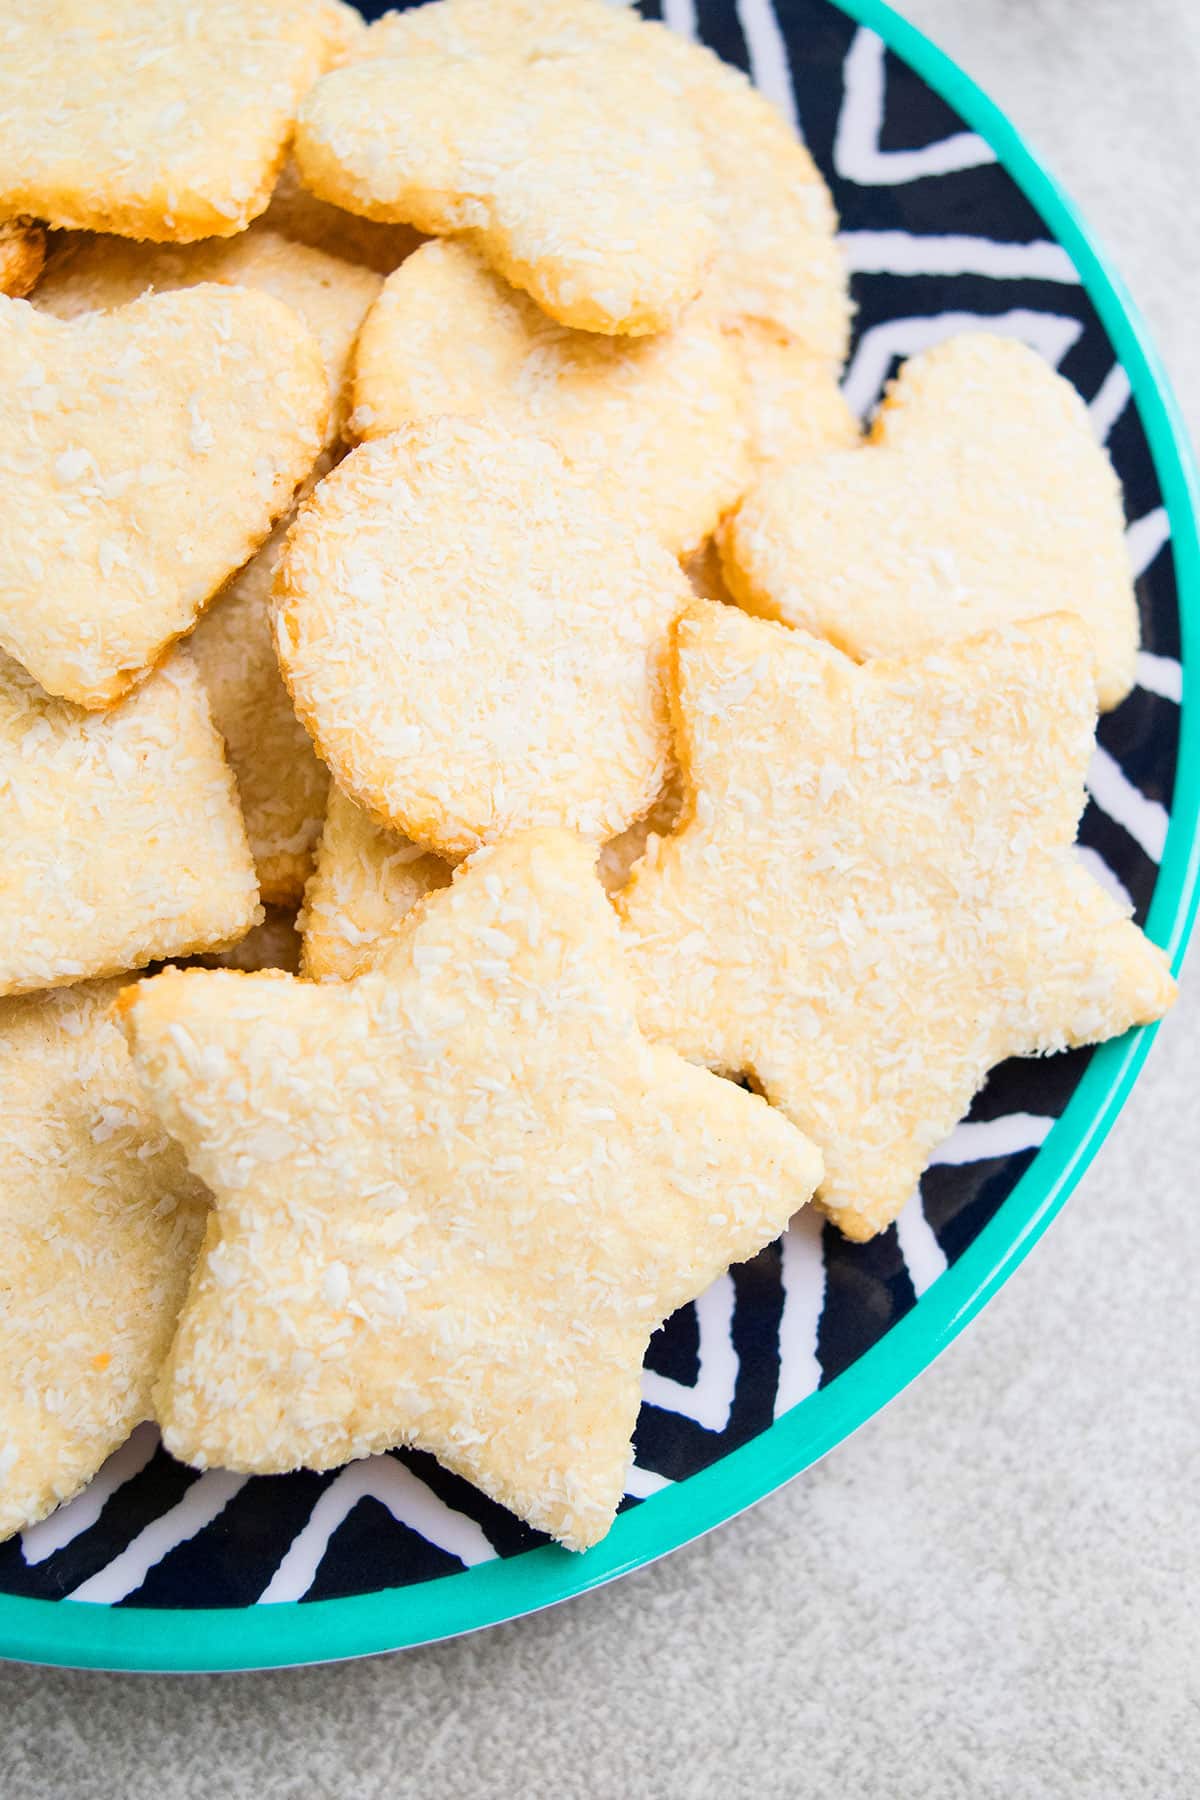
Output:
[[0, 978, 208, 1542], [295, 34, 715, 335], [735, 324, 860, 466], [189, 513, 331, 908], [121, 830, 821, 1550], [635, 22, 849, 361], [299, 773, 681, 982], [34, 225, 382, 440], [0, 650, 260, 998], [0, 218, 45, 298], [0, 284, 326, 708], [618, 603, 1176, 1242], [273, 418, 691, 858], [299, 786, 453, 983], [333, 0, 849, 456], [261, 159, 424, 276], [0, 0, 350, 242], [721, 334, 1138, 710], [349, 0, 848, 346], [352, 239, 748, 555]]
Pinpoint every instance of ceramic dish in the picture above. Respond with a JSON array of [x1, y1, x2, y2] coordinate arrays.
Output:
[[2, 0, 1196, 1672]]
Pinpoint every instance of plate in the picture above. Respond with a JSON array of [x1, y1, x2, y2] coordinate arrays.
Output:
[[3, 0, 1197, 1672]]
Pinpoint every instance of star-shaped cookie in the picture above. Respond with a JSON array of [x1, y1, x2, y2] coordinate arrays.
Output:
[[0, 285, 326, 708], [0, 978, 208, 1542], [0, 0, 351, 242], [121, 831, 821, 1550], [618, 603, 1175, 1242], [0, 649, 260, 997], [721, 334, 1138, 710]]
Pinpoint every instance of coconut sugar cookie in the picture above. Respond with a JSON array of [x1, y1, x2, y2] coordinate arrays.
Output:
[[0, 978, 209, 1542], [345, 0, 848, 350], [636, 22, 849, 362], [351, 239, 748, 554], [735, 324, 859, 466], [34, 227, 382, 440], [298, 773, 679, 983], [189, 515, 330, 908], [273, 418, 691, 858], [122, 831, 821, 1549], [299, 786, 453, 983], [0, 650, 260, 998], [722, 334, 1138, 710], [0, 285, 326, 708], [0, 0, 351, 243], [295, 36, 715, 335], [618, 603, 1175, 1243], [335, 0, 849, 447], [0, 218, 45, 298]]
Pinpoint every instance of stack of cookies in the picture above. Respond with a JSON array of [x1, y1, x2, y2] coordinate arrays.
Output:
[[0, 0, 1175, 1554]]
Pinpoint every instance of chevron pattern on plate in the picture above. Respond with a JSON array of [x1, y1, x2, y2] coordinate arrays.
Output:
[[0, 0, 1180, 1611]]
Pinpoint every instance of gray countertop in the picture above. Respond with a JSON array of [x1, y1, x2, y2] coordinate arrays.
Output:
[[3, 4, 1198, 1795]]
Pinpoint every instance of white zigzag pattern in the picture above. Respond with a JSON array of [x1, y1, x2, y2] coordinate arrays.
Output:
[[68, 1468, 248, 1604], [835, 28, 996, 185], [260, 1458, 496, 1603], [735, 0, 800, 134], [839, 230, 1078, 282], [659, 0, 697, 41], [894, 1193, 949, 1298], [20, 1422, 159, 1567], [774, 1210, 826, 1417], [1090, 363, 1133, 442], [1087, 744, 1169, 863], [641, 1271, 740, 1432]]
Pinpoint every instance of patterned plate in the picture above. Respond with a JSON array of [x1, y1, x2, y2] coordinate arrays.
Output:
[[3, 0, 1197, 1672]]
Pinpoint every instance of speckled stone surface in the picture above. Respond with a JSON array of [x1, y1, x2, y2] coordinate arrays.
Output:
[[2, 3, 1197, 1794]]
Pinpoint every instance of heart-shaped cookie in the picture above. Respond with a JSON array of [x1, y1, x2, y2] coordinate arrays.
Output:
[[721, 334, 1138, 710], [339, 0, 850, 354], [295, 33, 715, 335], [0, 285, 327, 707], [34, 225, 382, 442], [0, 0, 350, 242]]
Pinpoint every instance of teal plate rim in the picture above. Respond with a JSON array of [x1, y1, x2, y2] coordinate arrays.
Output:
[[5, 0, 1199, 1673]]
